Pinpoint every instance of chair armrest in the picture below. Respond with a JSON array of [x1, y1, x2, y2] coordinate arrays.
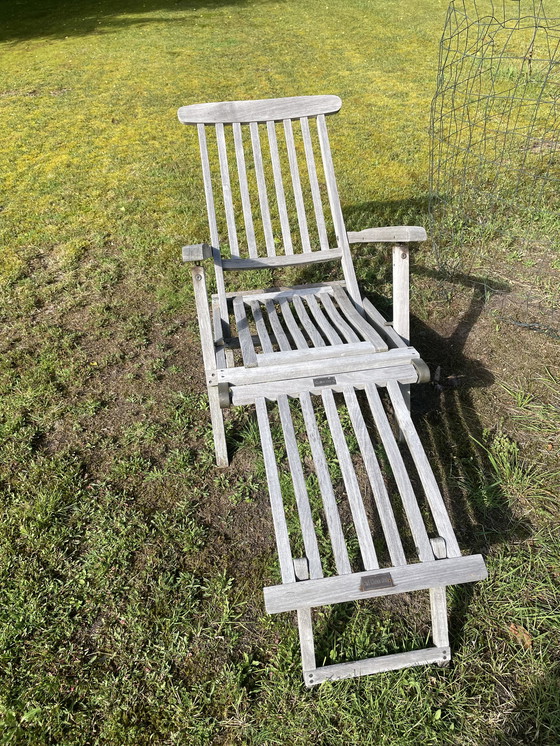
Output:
[[347, 226, 427, 244], [182, 243, 214, 262]]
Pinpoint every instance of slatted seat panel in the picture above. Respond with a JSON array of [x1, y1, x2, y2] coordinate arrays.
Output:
[[230, 286, 389, 368]]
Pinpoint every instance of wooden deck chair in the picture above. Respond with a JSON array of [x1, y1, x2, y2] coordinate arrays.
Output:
[[177, 95, 487, 686]]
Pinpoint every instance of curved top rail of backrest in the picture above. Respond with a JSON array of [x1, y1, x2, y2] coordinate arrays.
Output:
[[177, 94, 342, 124]]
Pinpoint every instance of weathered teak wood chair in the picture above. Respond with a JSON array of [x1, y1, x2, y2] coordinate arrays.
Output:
[[178, 95, 487, 686]]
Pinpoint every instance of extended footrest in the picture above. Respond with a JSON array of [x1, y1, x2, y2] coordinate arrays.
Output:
[[253, 379, 487, 685]]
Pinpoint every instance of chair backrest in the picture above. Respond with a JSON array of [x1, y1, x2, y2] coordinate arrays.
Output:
[[178, 95, 360, 305]]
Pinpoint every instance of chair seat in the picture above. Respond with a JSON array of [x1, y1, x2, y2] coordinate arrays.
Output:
[[227, 284, 392, 366]]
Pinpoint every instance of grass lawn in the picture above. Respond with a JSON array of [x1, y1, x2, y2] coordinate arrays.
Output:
[[1, 0, 559, 744]]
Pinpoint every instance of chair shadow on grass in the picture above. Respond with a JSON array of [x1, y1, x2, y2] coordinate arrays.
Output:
[[0, 0, 259, 43]]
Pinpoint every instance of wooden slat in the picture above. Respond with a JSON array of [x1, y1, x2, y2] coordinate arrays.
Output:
[[322, 389, 378, 571], [321, 292, 361, 342], [277, 298, 309, 350], [430, 587, 449, 648], [362, 298, 406, 348], [249, 121, 275, 257], [257, 341, 376, 367], [305, 646, 450, 686], [231, 364, 419, 405], [300, 116, 329, 250], [392, 244, 410, 344], [178, 94, 342, 124], [233, 296, 257, 368], [220, 281, 341, 301], [264, 300, 292, 352], [343, 388, 407, 567], [297, 608, 316, 673], [232, 123, 257, 258], [264, 554, 488, 613], [292, 295, 326, 347], [277, 396, 323, 579], [215, 122, 239, 256], [197, 124, 220, 248], [387, 380, 462, 557], [198, 126, 229, 333], [255, 397, 295, 583], [212, 299, 226, 369], [214, 347, 417, 386], [305, 294, 343, 345], [332, 286, 388, 351], [364, 384, 433, 562], [316, 114, 361, 304], [248, 299, 274, 354], [347, 226, 427, 244], [222, 248, 342, 271], [266, 120, 293, 255], [283, 118, 311, 252], [299, 393, 352, 575]]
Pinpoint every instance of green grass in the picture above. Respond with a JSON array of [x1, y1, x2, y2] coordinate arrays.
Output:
[[1, 0, 560, 744]]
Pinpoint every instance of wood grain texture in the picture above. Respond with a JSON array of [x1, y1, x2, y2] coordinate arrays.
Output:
[[332, 286, 388, 351], [264, 554, 488, 613], [221, 249, 342, 270], [322, 389, 378, 571], [233, 296, 257, 368], [347, 226, 427, 244], [305, 646, 450, 686], [266, 120, 294, 255], [283, 118, 311, 252], [249, 122, 275, 256], [232, 122, 257, 258], [178, 95, 342, 124], [255, 397, 295, 583], [231, 365, 418, 405]]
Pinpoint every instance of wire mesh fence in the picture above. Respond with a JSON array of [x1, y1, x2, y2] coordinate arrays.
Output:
[[429, 0, 560, 332]]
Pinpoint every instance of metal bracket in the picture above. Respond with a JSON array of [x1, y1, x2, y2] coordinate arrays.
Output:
[[412, 357, 431, 384], [217, 382, 231, 409]]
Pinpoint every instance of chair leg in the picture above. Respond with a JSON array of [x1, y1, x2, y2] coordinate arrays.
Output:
[[430, 586, 450, 666], [298, 608, 317, 685], [208, 385, 229, 467]]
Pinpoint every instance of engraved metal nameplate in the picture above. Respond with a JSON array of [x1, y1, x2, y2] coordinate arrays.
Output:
[[360, 572, 395, 592], [313, 375, 337, 387]]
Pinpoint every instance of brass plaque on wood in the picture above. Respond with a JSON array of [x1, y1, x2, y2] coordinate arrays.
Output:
[[313, 375, 337, 387], [360, 572, 395, 592]]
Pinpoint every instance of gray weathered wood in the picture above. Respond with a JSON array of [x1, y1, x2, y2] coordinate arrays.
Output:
[[233, 296, 257, 368], [212, 299, 227, 369], [249, 122, 275, 256], [362, 298, 406, 348], [182, 243, 213, 262], [321, 292, 361, 343], [365, 384, 433, 562], [256, 340, 376, 367], [292, 295, 326, 347], [305, 294, 343, 345], [264, 554, 488, 613], [231, 364, 419, 405], [343, 388, 407, 567], [192, 266, 228, 466], [216, 122, 239, 256], [264, 300, 292, 352], [248, 299, 274, 354], [178, 94, 342, 124], [283, 118, 311, 252], [332, 286, 388, 351], [392, 243, 410, 344], [322, 389, 378, 571], [232, 122, 257, 258], [221, 248, 342, 270], [387, 380, 462, 557], [277, 396, 323, 579], [297, 608, 316, 673], [316, 113, 361, 304], [300, 116, 329, 250], [213, 347, 417, 386], [277, 298, 309, 350], [266, 120, 293, 255], [347, 226, 427, 244], [304, 646, 450, 686], [299, 392, 352, 575], [255, 397, 295, 583], [430, 587, 449, 649]]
